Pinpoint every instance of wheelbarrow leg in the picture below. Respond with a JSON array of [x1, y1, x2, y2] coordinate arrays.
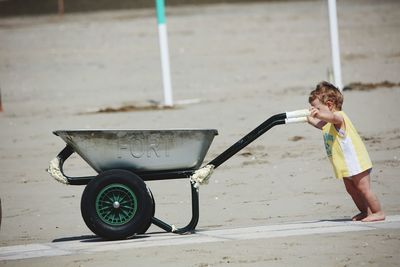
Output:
[[151, 181, 199, 234]]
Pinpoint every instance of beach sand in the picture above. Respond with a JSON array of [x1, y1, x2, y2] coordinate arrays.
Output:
[[0, 0, 399, 266]]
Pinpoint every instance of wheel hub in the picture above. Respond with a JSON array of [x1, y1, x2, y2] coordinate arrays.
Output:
[[113, 201, 120, 209]]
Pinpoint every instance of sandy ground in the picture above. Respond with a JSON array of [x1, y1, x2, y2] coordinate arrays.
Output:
[[0, 0, 400, 266]]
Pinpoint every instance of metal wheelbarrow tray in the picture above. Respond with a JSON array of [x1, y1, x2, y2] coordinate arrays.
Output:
[[52, 129, 217, 183], [48, 110, 309, 240]]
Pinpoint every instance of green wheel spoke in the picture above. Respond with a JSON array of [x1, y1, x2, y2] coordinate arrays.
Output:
[[119, 201, 129, 206], [121, 203, 133, 209], [121, 209, 131, 218], [99, 206, 112, 212], [119, 199, 131, 205], [101, 211, 112, 221], [99, 200, 113, 206]]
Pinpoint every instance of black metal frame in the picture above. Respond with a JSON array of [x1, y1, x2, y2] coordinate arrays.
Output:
[[208, 113, 286, 168], [53, 112, 287, 234]]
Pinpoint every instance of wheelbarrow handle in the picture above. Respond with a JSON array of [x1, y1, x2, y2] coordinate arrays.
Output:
[[286, 109, 310, 119], [285, 109, 310, 124], [285, 117, 308, 124], [208, 109, 309, 169]]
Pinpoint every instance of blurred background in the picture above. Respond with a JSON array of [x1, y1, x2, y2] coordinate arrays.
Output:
[[1, 0, 299, 17]]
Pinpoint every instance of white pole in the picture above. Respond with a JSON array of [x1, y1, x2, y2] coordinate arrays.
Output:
[[327, 0, 343, 91], [0, 86, 3, 112], [156, 0, 174, 107]]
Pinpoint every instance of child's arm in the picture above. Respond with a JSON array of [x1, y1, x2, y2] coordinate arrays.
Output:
[[307, 116, 327, 129], [309, 107, 344, 129]]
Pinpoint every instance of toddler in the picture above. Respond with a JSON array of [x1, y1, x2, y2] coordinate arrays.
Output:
[[307, 81, 385, 222]]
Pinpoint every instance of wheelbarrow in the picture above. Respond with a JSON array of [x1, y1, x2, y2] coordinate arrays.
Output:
[[47, 109, 310, 240]]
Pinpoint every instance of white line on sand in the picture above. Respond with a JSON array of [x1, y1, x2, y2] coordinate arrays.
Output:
[[1, 215, 399, 261]]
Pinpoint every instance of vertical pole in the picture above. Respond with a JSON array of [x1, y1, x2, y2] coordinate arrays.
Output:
[[328, 0, 343, 91], [58, 0, 64, 16], [0, 86, 3, 112], [156, 0, 174, 107]]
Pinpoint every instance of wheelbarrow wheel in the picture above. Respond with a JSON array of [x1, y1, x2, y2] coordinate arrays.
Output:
[[81, 169, 153, 240]]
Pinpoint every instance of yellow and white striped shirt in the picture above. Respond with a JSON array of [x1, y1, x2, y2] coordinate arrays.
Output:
[[322, 111, 372, 179]]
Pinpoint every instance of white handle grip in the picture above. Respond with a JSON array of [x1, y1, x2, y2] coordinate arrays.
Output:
[[285, 117, 308, 124], [286, 109, 310, 119]]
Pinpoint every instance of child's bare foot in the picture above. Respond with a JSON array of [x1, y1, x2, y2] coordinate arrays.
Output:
[[361, 212, 385, 222], [352, 212, 367, 221]]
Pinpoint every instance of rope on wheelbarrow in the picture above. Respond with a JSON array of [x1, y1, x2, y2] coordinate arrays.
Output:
[[190, 164, 215, 188], [47, 157, 69, 184]]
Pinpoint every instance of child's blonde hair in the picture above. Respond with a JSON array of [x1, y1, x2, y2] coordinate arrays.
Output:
[[309, 81, 343, 110]]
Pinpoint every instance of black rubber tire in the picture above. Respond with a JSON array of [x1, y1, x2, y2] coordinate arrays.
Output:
[[81, 169, 153, 240], [137, 187, 155, 234]]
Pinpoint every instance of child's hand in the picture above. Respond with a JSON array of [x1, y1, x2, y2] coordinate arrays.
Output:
[[309, 106, 319, 118], [307, 107, 327, 129]]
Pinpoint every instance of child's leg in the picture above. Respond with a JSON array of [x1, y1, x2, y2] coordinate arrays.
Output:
[[343, 178, 368, 220], [352, 170, 385, 222]]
